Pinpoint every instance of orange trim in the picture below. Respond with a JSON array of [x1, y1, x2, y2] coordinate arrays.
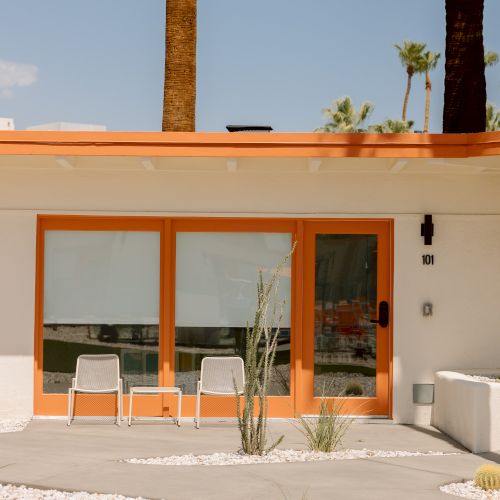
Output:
[[301, 219, 393, 416], [2, 130, 500, 158], [33, 217, 44, 415], [34, 214, 394, 418], [292, 221, 304, 415], [171, 218, 297, 418], [389, 219, 394, 419], [35, 215, 165, 416]]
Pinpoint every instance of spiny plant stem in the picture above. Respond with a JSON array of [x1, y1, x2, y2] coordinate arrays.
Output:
[[236, 243, 296, 455]]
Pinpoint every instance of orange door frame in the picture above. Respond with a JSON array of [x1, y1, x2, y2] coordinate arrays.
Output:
[[301, 219, 394, 417]]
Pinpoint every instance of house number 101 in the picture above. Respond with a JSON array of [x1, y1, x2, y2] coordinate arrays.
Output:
[[422, 254, 434, 265]]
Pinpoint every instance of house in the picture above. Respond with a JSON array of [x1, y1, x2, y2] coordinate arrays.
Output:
[[1, 129, 499, 424]]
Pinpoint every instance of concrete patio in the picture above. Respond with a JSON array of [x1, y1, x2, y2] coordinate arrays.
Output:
[[0, 419, 497, 499]]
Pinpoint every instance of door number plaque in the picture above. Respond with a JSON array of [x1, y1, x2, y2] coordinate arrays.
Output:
[[422, 254, 434, 265]]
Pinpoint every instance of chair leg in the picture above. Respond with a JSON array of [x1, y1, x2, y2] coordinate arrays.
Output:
[[177, 390, 182, 427], [195, 382, 201, 429], [128, 389, 133, 426], [67, 389, 73, 426], [120, 382, 123, 425], [117, 383, 122, 426]]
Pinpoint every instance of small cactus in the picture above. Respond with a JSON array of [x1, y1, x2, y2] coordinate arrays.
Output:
[[474, 464, 500, 490]]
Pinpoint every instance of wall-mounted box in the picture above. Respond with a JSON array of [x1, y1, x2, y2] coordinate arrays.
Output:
[[413, 384, 434, 404]]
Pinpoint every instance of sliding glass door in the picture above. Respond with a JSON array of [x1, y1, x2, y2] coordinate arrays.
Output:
[[34, 216, 392, 418]]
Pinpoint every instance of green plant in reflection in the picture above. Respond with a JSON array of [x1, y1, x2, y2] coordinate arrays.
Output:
[[344, 382, 363, 396]]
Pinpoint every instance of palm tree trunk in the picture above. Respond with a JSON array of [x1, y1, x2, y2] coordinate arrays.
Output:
[[162, 0, 197, 132], [423, 73, 432, 132], [443, 0, 486, 133], [402, 71, 412, 121]]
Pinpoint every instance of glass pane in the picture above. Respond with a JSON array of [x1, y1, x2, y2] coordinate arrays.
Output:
[[314, 234, 377, 398], [175, 232, 292, 395], [43, 231, 160, 393]]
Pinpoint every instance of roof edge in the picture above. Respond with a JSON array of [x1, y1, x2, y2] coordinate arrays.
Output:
[[0, 131, 499, 158]]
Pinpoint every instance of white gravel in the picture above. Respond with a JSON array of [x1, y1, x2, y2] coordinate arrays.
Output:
[[465, 375, 500, 384], [0, 418, 30, 433], [125, 448, 460, 466], [0, 484, 147, 500], [441, 480, 500, 499]]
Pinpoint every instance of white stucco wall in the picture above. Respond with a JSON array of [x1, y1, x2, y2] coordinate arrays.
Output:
[[0, 213, 36, 417], [1, 158, 500, 422]]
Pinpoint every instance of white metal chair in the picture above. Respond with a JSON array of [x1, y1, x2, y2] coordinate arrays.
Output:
[[195, 356, 245, 429], [67, 354, 123, 426]]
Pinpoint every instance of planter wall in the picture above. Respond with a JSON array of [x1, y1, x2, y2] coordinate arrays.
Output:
[[432, 370, 500, 453]]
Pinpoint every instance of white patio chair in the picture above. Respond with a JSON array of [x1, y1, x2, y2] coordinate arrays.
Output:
[[67, 354, 123, 426], [195, 356, 245, 429]]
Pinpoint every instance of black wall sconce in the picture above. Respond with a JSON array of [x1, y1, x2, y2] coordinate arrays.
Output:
[[421, 214, 434, 245]]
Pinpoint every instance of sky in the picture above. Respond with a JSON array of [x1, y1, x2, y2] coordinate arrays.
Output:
[[0, 0, 499, 133]]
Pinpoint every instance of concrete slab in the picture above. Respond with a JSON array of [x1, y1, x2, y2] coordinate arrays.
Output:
[[0, 420, 495, 499]]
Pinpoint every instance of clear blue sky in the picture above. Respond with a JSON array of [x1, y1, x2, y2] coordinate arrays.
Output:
[[1, 0, 499, 132]]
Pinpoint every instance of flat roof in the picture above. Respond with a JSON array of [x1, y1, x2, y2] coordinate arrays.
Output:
[[0, 131, 500, 158]]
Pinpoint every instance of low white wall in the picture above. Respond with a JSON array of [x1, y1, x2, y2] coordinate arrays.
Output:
[[1, 161, 500, 422], [432, 370, 500, 452]]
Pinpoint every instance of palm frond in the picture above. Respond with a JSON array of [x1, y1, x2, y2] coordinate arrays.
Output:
[[316, 96, 373, 133], [486, 102, 500, 131], [394, 40, 427, 70], [484, 50, 499, 68], [368, 119, 414, 133]]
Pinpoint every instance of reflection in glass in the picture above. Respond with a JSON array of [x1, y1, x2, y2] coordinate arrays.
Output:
[[43, 231, 160, 393], [314, 234, 377, 397], [175, 232, 292, 395]]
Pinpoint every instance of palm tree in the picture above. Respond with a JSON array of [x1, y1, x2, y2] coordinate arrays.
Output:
[[486, 102, 500, 131], [316, 96, 374, 133], [420, 51, 441, 133], [484, 50, 499, 67], [369, 119, 414, 133], [162, 0, 197, 132], [443, 0, 486, 133], [394, 41, 427, 121]]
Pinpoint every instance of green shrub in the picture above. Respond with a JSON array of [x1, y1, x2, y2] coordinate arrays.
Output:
[[474, 464, 500, 490], [296, 396, 352, 453]]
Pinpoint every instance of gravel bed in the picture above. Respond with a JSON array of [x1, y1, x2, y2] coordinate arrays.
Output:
[[465, 375, 500, 384], [125, 448, 460, 466], [0, 418, 30, 433], [441, 480, 500, 499], [0, 484, 147, 500]]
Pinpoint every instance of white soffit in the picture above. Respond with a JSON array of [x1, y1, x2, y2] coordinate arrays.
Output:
[[0, 155, 498, 174]]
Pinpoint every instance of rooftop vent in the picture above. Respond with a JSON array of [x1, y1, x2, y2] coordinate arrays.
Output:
[[226, 125, 273, 132], [0, 117, 15, 130], [26, 122, 107, 131]]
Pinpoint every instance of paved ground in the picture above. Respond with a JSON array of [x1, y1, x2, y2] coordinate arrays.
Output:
[[0, 419, 497, 499]]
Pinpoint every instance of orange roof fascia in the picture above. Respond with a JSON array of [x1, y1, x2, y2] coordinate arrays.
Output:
[[1, 131, 500, 158]]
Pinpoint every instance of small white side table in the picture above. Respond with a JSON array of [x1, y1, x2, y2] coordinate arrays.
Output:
[[128, 386, 182, 427]]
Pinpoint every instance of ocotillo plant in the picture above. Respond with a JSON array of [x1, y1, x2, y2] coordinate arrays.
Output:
[[236, 244, 295, 455]]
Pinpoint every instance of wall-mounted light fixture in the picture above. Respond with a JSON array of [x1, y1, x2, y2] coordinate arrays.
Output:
[[423, 302, 433, 317], [421, 214, 434, 245]]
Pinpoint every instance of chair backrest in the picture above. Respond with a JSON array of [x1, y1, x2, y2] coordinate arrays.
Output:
[[75, 354, 120, 391], [200, 356, 245, 394]]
